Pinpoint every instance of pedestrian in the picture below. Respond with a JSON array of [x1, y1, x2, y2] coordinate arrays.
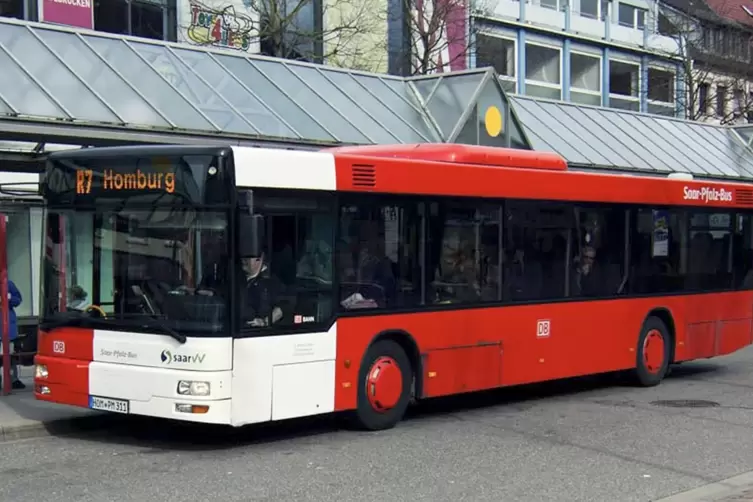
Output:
[[0, 279, 23, 390]]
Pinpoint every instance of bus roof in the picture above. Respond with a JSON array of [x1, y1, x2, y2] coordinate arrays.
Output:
[[232, 144, 753, 210], [45, 145, 231, 160]]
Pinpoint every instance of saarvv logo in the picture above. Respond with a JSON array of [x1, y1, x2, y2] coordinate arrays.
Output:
[[160, 349, 207, 365]]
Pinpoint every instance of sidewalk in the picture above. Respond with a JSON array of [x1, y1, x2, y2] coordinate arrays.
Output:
[[0, 367, 108, 442], [655, 471, 753, 501]]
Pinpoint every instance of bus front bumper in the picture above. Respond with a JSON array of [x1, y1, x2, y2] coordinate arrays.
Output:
[[34, 355, 233, 425]]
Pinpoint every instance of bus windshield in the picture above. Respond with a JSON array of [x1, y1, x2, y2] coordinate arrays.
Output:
[[40, 151, 231, 338]]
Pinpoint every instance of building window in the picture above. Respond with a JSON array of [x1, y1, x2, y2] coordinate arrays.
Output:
[[698, 82, 709, 116], [647, 67, 674, 103], [657, 12, 676, 36], [647, 67, 675, 117], [0, 0, 23, 19], [476, 34, 516, 93], [539, 0, 559, 10], [716, 86, 727, 117], [570, 52, 601, 106], [618, 4, 646, 29], [580, 0, 600, 19], [525, 43, 561, 100], [609, 59, 640, 111], [94, 0, 167, 41], [734, 89, 744, 118]]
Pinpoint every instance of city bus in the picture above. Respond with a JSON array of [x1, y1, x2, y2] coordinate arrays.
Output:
[[33, 143, 753, 431]]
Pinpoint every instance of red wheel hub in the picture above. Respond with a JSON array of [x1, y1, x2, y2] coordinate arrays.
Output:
[[365, 356, 403, 413], [643, 329, 665, 374]]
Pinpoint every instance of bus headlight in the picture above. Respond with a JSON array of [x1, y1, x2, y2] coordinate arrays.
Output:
[[177, 380, 210, 396], [35, 364, 48, 379]]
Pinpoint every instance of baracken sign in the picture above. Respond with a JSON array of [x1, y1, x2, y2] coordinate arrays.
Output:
[[38, 0, 93, 29]]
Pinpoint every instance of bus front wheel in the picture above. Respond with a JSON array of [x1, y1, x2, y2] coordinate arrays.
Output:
[[352, 339, 413, 431], [631, 316, 671, 387]]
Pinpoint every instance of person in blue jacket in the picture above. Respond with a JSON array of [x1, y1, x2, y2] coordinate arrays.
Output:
[[0, 280, 23, 390]]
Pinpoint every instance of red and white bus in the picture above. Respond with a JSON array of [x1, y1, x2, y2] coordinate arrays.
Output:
[[34, 143, 753, 430]]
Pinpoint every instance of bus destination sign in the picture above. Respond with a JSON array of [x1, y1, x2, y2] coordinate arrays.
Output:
[[76, 168, 176, 195]]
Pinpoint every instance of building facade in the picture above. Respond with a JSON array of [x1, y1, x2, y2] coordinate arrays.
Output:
[[658, 0, 753, 125], [471, 0, 685, 117], [0, 0, 390, 68]]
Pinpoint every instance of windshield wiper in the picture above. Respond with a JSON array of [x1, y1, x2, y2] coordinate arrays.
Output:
[[41, 311, 186, 344], [132, 313, 187, 344], [39, 311, 88, 331]]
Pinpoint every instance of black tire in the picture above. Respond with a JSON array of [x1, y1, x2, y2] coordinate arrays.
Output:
[[631, 316, 671, 387], [352, 339, 412, 431]]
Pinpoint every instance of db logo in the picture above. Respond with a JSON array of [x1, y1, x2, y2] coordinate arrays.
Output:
[[52, 341, 66, 354], [536, 320, 551, 338]]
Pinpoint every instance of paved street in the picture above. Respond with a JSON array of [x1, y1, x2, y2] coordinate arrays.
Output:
[[3, 348, 753, 502]]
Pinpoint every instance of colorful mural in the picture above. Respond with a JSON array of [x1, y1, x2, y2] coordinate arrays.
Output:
[[178, 0, 260, 53]]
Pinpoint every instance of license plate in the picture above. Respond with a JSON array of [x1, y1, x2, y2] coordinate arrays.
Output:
[[89, 395, 130, 414]]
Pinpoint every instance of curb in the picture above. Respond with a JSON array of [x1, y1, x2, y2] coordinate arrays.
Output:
[[0, 413, 116, 442], [655, 471, 753, 501]]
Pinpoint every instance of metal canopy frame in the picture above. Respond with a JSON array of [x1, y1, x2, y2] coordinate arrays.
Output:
[[510, 94, 753, 181], [405, 68, 534, 149], [0, 17, 752, 182], [0, 17, 534, 154], [0, 17, 438, 149]]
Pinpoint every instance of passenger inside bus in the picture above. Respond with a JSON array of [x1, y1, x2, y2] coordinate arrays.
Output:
[[67, 285, 89, 311], [340, 219, 395, 309], [505, 245, 543, 301], [570, 245, 602, 297], [431, 244, 481, 304]]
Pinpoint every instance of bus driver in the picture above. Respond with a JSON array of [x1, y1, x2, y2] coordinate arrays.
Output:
[[240, 252, 285, 327]]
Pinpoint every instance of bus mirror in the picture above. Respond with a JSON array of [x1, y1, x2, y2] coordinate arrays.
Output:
[[239, 214, 264, 258]]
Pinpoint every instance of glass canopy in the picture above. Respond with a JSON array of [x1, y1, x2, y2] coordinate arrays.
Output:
[[0, 18, 534, 150], [0, 18, 440, 145], [1, 18, 752, 181], [509, 95, 753, 179]]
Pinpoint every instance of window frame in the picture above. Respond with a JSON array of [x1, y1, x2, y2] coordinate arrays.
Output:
[[608, 58, 641, 106], [93, 0, 170, 41], [570, 50, 603, 98], [524, 41, 563, 100], [647, 65, 676, 106], [236, 188, 339, 338], [475, 32, 517, 92], [618, 3, 648, 29], [40, 203, 233, 337], [579, 0, 601, 20]]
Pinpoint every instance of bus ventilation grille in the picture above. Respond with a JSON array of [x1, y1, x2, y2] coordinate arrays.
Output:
[[352, 164, 376, 188], [737, 189, 753, 206]]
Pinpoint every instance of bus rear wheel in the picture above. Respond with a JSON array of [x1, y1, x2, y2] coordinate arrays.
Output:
[[353, 339, 412, 431], [631, 316, 671, 387]]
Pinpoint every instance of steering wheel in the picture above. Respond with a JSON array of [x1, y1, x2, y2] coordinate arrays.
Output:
[[85, 304, 108, 319]]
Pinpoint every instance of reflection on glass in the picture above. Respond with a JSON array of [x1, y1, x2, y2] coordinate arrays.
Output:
[[43, 207, 229, 336], [6, 209, 32, 317], [242, 191, 335, 329]]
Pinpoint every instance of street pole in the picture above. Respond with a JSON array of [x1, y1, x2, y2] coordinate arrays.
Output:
[[0, 213, 10, 396]]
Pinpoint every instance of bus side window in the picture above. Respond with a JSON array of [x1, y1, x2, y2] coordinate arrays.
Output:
[[338, 198, 422, 310], [733, 213, 753, 289], [505, 200, 570, 301], [425, 201, 500, 305], [631, 208, 685, 294], [570, 206, 627, 298]]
